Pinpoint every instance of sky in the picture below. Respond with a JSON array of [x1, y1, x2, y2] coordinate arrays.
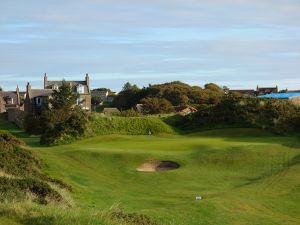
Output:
[[0, 0, 300, 91]]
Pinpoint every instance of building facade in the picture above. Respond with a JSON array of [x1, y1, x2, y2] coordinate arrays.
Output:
[[44, 73, 91, 111], [0, 86, 22, 113]]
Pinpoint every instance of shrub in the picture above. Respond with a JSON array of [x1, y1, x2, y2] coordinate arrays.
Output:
[[0, 177, 62, 204], [41, 107, 88, 145], [119, 109, 142, 117], [172, 95, 300, 134], [0, 132, 70, 204]]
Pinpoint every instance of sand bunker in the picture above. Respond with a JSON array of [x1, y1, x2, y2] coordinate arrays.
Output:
[[137, 160, 180, 172]]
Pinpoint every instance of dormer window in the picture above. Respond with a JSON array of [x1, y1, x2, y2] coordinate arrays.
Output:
[[77, 84, 84, 94], [53, 84, 59, 90], [6, 97, 13, 104]]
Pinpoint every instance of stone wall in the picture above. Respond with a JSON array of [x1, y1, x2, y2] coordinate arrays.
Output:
[[7, 108, 26, 128]]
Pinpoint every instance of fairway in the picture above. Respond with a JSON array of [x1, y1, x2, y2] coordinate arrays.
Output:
[[23, 128, 300, 225]]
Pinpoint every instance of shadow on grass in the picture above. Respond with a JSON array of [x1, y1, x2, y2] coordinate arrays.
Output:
[[0, 116, 40, 148]]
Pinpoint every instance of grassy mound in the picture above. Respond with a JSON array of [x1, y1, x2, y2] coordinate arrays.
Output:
[[0, 132, 69, 204], [87, 115, 174, 136]]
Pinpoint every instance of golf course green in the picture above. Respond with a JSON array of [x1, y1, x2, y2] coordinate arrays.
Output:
[[1, 117, 300, 225]]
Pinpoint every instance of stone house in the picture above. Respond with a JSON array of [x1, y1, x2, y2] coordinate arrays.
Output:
[[24, 82, 53, 114], [0, 86, 22, 113], [256, 85, 278, 96], [91, 90, 109, 102], [229, 85, 279, 97], [44, 73, 91, 111]]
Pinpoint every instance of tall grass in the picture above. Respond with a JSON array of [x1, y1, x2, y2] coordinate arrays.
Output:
[[87, 115, 174, 136]]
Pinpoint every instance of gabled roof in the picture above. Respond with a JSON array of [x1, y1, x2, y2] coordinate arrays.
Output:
[[45, 80, 89, 94], [30, 89, 53, 98], [0, 91, 19, 105]]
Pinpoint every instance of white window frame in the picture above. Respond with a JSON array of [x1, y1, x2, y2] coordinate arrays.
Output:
[[6, 97, 13, 104], [77, 84, 84, 94], [35, 97, 42, 106], [53, 84, 59, 90]]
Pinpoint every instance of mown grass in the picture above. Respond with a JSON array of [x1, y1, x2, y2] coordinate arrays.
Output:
[[1, 116, 300, 225]]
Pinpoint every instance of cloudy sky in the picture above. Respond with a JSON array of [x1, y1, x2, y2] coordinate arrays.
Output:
[[0, 0, 299, 91]]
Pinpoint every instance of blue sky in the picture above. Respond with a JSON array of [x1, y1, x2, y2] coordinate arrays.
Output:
[[0, 0, 299, 91]]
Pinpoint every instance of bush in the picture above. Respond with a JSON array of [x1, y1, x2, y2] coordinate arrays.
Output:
[[119, 109, 142, 117], [41, 108, 88, 145], [173, 95, 300, 134], [0, 133, 70, 204], [0, 177, 62, 204]]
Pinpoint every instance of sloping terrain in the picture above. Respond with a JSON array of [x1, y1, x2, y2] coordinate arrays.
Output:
[[33, 129, 300, 225], [0, 116, 300, 225]]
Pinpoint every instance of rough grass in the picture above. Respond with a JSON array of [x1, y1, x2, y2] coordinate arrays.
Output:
[[0, 131, 69, 205], [87, 115, 174, 136]]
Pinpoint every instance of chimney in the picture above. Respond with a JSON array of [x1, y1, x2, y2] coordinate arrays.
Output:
[[85, 73, 90, 90], [44, 73, 48, 89], [16, 85, 20, 105], [26, 82, 31, 97]]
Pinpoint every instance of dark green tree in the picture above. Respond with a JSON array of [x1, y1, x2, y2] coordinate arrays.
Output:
[[122, 82, 139, 91], [50, 80, 79, 110], [91, 96, 102, 106]]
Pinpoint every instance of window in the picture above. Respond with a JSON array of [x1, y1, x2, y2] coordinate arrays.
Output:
[[77, 84, 84, 94], [6, 97, 13, 104], [35, 97, 42, 106], [53, 84, 59, 90]]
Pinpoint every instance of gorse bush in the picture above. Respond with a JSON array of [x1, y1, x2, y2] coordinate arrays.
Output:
[[172, 95, 300, 134], [0, 177, 62, 204], [0, 132, 69, 204]]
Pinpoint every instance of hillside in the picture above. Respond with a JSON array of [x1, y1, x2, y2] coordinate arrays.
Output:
[[0, 132, 71, 205], [1, 116, 300, 225], [87, 115, 174, 136]]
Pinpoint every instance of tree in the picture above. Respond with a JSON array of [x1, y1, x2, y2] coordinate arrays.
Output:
[[113, 83, 144, 110], [92, 88, 112, 93], [91, 96, 102, 106], [50, 80, 79, 110], [140, 97, 174, 114], [204, 83, 224, 93], [122, 82, 139, 91], [39, 80, 88, 145], [0, 86, 3, 91]]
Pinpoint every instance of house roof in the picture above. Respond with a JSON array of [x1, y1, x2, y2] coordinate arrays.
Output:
[[45, 80, 90, 94], [30, 89, 53, 98], [0, 91, 19, 104], [257, 92, 300, 99]]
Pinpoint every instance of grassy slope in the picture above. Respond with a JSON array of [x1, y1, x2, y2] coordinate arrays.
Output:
[[1, 116, 300, 225], [33, 129, 300, 225]]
